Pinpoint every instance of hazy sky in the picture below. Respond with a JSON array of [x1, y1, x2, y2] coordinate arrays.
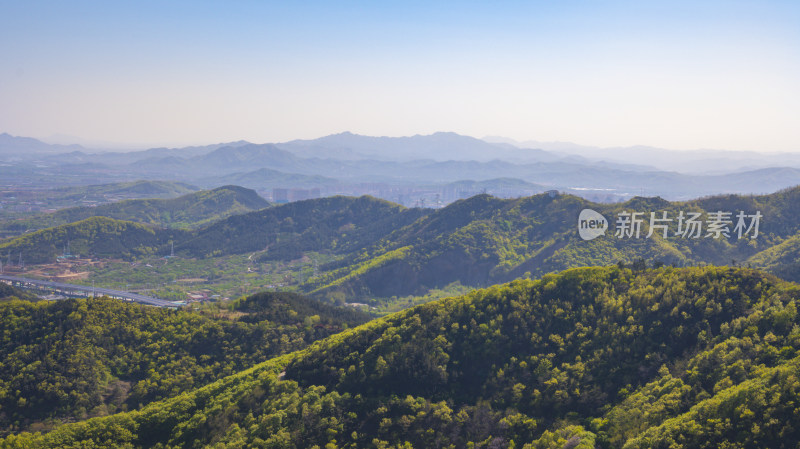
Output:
[[1, 1, 799, 151]]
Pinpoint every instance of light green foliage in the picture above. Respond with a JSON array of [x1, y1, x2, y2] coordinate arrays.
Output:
[[0, 290, 366, 434], [5, 266, 799, 448]]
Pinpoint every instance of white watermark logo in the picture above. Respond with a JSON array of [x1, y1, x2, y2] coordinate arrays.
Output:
[[578, 209, 608, 241], [579, 209, 762, 241]]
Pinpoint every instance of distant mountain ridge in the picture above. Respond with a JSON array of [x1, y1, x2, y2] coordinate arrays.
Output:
[[202, 167, 340, 190], [195, 143, 300, 170], [488, 135, 800, 174], [105, 142, 800, 199], [277, 131, 564, 162], [46, 180, 196, 200], [0, 133, 85, 155], [4, 131, 800, 201]]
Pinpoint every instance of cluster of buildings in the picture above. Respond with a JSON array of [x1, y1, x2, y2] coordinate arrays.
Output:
[[270, 188, 322, 203]]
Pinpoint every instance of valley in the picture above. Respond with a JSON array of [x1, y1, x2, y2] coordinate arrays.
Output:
[[3, 135, 800, 449], [4, 1, 799, 446], [4, 184, 800, 312], [2, 157, 800, 448]]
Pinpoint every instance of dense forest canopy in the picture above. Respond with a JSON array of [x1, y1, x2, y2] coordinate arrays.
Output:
[[0, 216, 183, 264], [0, 283, 37, 302], [0, 291, 368, 435], [2, 266, 798, 448]]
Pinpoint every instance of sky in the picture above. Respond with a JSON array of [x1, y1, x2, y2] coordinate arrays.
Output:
[[1, 0, 799, 151]]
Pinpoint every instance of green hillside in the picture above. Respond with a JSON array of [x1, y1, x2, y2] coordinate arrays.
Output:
[[3, 266, 798, 447], [1, 185, 268, 234], [747, 233, 800, 283], [45, 180, 197, 202], [0, 216, 184, 264], [178, 195, 429, 259], [5, 187, 800, 304], [52, 185, 268, 229], [306, 187, 800, 300], [0, 291, 369, 434], [1, 194, 427, 266]]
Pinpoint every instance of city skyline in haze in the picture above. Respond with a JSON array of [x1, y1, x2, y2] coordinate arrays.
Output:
[[1, 1, 799, 152]]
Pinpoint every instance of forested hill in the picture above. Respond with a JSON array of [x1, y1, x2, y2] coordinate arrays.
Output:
[[178, 195, 430, 259], [306, 186, 800, 300], [52, 184, 269, 229], [0, 216, 184, 264], [5, 266, 799, 448], [0, 290, 369, 434], [6, 186, 800, 302], [0, 185, 269, 234], [0, 195, 427, 264], [48, 180, 196, 201], [230, 291, 371, 325]]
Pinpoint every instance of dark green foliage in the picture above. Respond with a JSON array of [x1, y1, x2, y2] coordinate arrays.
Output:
[[0, 284, 38, 302], [230, 291, 372, 326], [0, 290, 364, 434], [5, 266, 800, 448]]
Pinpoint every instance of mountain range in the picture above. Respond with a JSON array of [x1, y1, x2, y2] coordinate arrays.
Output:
[[485, 135, 800, 174], [4, 132, 800, 202], [4, 185, 800, 303], [3, 131, 800, 446]]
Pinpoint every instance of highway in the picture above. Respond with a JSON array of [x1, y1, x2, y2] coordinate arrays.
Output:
[[0, 274, 179, 307]]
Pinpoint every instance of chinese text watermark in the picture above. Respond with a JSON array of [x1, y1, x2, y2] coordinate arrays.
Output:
[[579, 209, 762, 241]]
